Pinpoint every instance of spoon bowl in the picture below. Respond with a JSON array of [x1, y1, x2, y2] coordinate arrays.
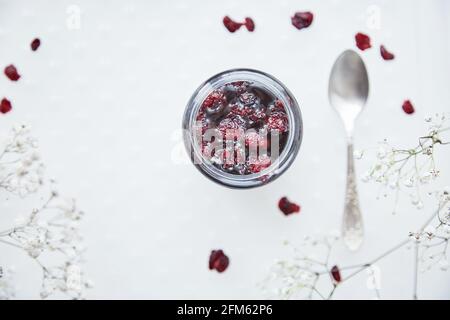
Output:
[[329, 50, 369, 133]]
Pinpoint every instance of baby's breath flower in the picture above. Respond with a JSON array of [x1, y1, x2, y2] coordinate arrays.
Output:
[[0, 125, 90, 299]]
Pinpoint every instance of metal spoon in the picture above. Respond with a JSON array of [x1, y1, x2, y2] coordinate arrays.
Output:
[[328, 50, 369, 251]]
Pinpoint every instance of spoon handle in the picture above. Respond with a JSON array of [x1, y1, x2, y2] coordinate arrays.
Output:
[[342, 141, 364, 251]]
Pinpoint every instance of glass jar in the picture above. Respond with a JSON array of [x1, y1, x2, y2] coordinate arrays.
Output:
[[182, 68, 303, 188]]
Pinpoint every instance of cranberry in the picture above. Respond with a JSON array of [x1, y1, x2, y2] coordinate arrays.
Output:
[[355, 33, 371, 51], [248, 155, 271, 173], [218, 115, 246, 137], [380, 45, 395, 60], [4, 64, 21, 81], [274, 99, 284, 110], [278, 197, 300, 215], [331, 265, 341, 283], [223, 16, 243, 33], [197, 81, 289, 175], [291, 12, 313, 30], [267, 111, 288, 133], [202, 90, 226, 113], [0, 98, 12, 114], [31, 38, 41, 51], [230, 103, 253, 117], [239, 92, 258, 106], [402, 100, 415, 114], [209, 250, 229, 273], [223, 16, 255, 33], [244, 17, 255, 32], [245, 131, 260, 147], [248, 108, 267, 122]]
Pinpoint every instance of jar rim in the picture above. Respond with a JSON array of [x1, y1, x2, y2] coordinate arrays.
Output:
[[183, 68, 303, 188]]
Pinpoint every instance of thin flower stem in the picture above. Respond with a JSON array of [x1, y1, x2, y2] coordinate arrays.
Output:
[[342, 239, 410, 282], [0, 238, 23, 249], [413, 241, 419, 300]]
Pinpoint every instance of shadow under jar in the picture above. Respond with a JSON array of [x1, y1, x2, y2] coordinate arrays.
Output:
[[183, 69, 303, 188]]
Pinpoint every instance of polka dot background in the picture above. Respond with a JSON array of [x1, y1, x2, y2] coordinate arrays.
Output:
[[1, 0, 450, 299]]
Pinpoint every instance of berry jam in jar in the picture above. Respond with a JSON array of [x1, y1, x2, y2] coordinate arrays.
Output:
[[183, 69, 302, 188]]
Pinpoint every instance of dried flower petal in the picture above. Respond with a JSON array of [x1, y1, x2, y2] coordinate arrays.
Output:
[[380, 45, 395, 60], [402, 100, 415, 114], [223, 16, 242, 33], [331, 265, 341, 283], [209, 250, 229, 273], [31, 38, 41, 51], [278, 197, 300, 215], [291, 12, 314, 30], [0, 98, 12, 114], [244, 17, 255, 32], [355, 33, 371, 51], [4, 64, 21, 81], [223, 16, 255, 33]]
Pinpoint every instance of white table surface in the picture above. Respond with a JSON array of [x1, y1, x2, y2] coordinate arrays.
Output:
[[1, 0, 450, 299]]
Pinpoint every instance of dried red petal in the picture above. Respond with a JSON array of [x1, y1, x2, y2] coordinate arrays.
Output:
[[278, 197, 300, 215], [209, 250, 229, 273], [331, 265, 341, 283], [355, 33, 371, 51], [4, 64, 21, 81], [402, 100, 415, 114], [244, 17, 255, 32], [380, 45, 394, 60], [0, 98, 12, 114], [31, 38, 41, 51], [223, 16, 243, 33], [291, 11, 314, 30]]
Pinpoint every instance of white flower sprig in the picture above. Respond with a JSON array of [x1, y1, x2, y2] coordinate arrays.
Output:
[[0, 124, 91, 299], [0, 123, 44, 197], [361, 114, 449, 211], [261, 233, 341, 300], [263, 115, 450, 300]]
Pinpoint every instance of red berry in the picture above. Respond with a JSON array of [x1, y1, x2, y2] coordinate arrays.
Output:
[[0, 98, 12, 114], [202, 90, 225, 110], [223, 16, 255, 33], [291, 12, 314, 30], [380, 45, 395, 60], [245, 131, 267, 149], [218, 115, 246, 138], [247, 155, 271, 173], [331, 265, 341, 283], [267, 111, 288, 133], [223, 16, 243, 33], [229, 81, 250, 93], [402, 100, 415, 114], [4, 64, 21, 81], [274, 100, 284, 110], [31, 38, 41, 51], [278, 197, 300, 215], [209, 250, 229, 273], [239, 92, 258, 105], [355, 33, 371, 51], [244, 17, 255, 32], [249, 109, 267, 122]]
